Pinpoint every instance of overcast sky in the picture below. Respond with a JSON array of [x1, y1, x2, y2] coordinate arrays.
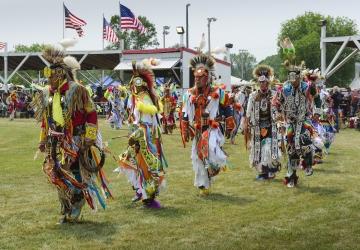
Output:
[[0, 0, 359, 61]]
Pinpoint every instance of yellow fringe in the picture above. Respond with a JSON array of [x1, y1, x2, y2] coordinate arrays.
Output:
[[137, 101, 158, 115]]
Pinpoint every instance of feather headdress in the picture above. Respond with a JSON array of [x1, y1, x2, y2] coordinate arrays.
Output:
[[283, 59, 306, 72], [303, 68, 321, 82], [190, 54, 215, 73], [131, 58, 160, 108], [280, 37, 296, 61], [42, 38, 80, 71], [279, 37, 306, 73], [253, 64, 274, 82], [131, 58, 160, 89]]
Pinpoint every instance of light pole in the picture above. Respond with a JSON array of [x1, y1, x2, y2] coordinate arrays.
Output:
[[207, 17, 217, 55], [225, 43, 233, 63], [239, 49, 248, 79], [176, 26, 185, 47], [186, 3, 190, 48], [163, 25, 170, 48]]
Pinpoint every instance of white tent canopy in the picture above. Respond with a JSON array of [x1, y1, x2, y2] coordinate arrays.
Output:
[[350, 78, 360, 90], [350, 63, 360, 90], [231, 76, 254, 86], [231, 76, 242, 86]]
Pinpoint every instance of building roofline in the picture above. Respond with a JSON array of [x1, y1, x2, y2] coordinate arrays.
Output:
[[123, 47, 230, 66]]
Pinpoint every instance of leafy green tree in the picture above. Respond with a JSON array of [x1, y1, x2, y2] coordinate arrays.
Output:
[[14, 43, 46, 53], [230, 51, 257, 80], [278, 12, 359, 86], [107, 15, 159, 50]]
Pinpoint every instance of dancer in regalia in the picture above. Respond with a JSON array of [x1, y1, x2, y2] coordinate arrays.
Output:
[[244, 65, 281, 180], [117, 59, 167, 208], [273, 59, 317, 187], [160, 82, 177, 134], [6, 91, 18, 121], [180, 53, 229, 195], [104, 86, 127, 129], [31, 41, 112, 223]]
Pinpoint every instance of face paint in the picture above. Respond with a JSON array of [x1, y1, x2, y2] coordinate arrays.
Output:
[[194, 67, 208, 89], [47, 67, 66, 88]]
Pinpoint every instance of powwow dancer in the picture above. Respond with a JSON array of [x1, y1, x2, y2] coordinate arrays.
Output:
[[6, 91, 18, 121], [310, 109, 325, 163], [181, 53, 229, 196], [214, 83, 236, 140], [321, 109, 336, 154], [317, 84, 336, 154], [273, 59, 317, 188], [244, 65, 281, 180], [116, 59, 167, 208], [31, 41, 112, 223], [104, 86, 127, 129], [229, 83, 244, 144], [160, 82, 177, 134]]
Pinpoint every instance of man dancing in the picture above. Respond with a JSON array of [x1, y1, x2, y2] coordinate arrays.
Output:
[[181, 54, 229, 195], [245, 65, 281, 180], [31, 41, 112, 223], [117, 59, 167, 208], [273, 60, 317, 187], [160, 82, 177, 134]]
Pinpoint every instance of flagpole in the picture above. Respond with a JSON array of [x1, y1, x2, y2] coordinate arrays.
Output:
[[102, 14, 105, 87], [102, 14, 105, 50], [62, 2, 65, 39], [119, 1, 123, 50], [4, 42, 8, 93], [118, 1, 124, 83], [119, 1, 122, 31]]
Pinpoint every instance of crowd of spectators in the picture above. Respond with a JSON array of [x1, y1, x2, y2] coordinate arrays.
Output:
[[1, 85, 360, 129]]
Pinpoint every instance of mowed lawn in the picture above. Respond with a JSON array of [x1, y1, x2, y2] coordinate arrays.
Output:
[[0, 118, 359, 250]]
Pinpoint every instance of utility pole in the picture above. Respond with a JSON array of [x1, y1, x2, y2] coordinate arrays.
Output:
[[239, 49, 248, 79]]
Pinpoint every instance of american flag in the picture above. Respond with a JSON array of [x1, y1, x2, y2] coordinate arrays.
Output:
[[0, 42, 6, 50], [103, 17, 119, 43], [64, 4, 87, 37], [120, 4, 147, 34]]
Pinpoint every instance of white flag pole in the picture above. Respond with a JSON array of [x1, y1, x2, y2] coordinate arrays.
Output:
[[102, 14, 105, 50], [101, 14, 105, 86], [4, 42, 8, 93], [62, 2, 65, 39], [119, 1, 124, 50]]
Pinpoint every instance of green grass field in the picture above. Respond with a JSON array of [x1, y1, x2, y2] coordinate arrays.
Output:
[[0, 118, 359, 250]]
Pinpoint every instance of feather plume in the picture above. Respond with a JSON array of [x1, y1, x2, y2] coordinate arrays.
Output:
[[63, 56, 81, 70], [252, 65, 274, 79], [190, 54, 215, 72], [59, 38, 78, 50], [42, 44, 65, 65]]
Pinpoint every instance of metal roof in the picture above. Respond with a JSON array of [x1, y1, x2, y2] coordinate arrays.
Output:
[[0, 50, 121, 71], [122, 47, 231, 66]]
